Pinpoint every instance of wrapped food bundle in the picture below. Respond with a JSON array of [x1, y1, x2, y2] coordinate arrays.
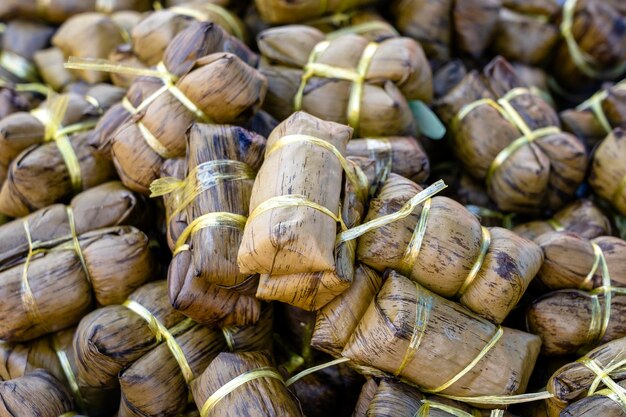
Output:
[[589, 128, 626, 217], [0, 20, 54, 84], [52, 12, 139, 84], [33, 47, 77, 91], [253, 0, 377, 24], [0, 84, 124, 184], [551, 0, 626, 91], [238, 111, 373, 310], [393, 0, 500, 64], [0, 82, 42, 120], [560, 80, 626, 147], [346, 136, 430, 185], [546, 337, 626, 417], [492, 1, 560, 66], [0, 370, 82, 417], [302, 10, 400, 42], [343, 272, 541, 397], [257, 26, 433, 138], [0, 327, 118, 416], [69, 22, 267, 194], [0, 224, 153, 342], [0, 0, 151, 24], [533, 231, 626, 291], [436, 56, 588, 213], [131, 0, 246, 66], [352, 378, 512, 417], [190, 351, 302, 417], [75, 281, 272, 417], [513, 199, 611, 241], [357, 173, 542, 323], [152, 123, 266, 326]]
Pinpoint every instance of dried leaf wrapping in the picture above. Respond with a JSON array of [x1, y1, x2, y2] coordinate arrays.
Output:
[[590, 128, 626, 217]]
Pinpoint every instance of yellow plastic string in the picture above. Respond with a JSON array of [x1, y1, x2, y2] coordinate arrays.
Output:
[[95, 0, 116, 13], [0, 79, 49, 95], [170, 4, 244, 41], [414, 400, 481, 417], [51, 334, 86, 413], [0, 51, 39, 83], [560, 0, 626, 79], [400, 198, 431, 275], [326, 21, 399, 39], [578, 357, 626, 410], [579, 241, 602, 289], [265, 134, 369, 202], [424, 326, 504, 393], [490, 410, 505, 417], [547, 218, 565, 232], [155, 62, 213, 123], [293, 41, 378, 137], [83, 95, 103, 114], [150, 160, 255, 219], [595, 387, 626, 411], [173, 212, 247, 255], [612, 174, 626, 207], [65, 207, 90, 283], [222, 327, 236, 351], [337, 180, 447, 243], [120, 96, 174, 159], [285, 357, 350, 386], [576, 81, 626, 134], [123, 300, 195, 384], [58, 413, 77, 417], [395, 281, 433, 377], [435, 390, 553, 405], [365, 138, 393, 176], [247, 194, 348, 232], [457, 227, 491, 297], [200, 367, 284, 417]]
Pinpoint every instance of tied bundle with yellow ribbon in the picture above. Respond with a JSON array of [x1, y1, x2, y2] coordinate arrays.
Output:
[[352, 378, 514, 417], [131, 1, 247, 66], [66, 21, 267, 195], [513, 199, 611, 242], [254, 0, 378, 24], [0, 0, 151, 24], [73, 281, 272, 417], [436, 56, 587, 213], [0, 84, 123, 185], [357, 173, 543, 324], [492, 2, 560, 66], [0, 20, 54, 84], [302, 9, 400, 42], [546, 336, 626, 416], [0, 94, 118, 218], [238, 112, 375, 310], [53, 12, 141, 84], [590, 128, 626, 217], [552, 0, 626, 90], [152, 123, 266, 327], [561, 80, 626, 146], [0, 327, 119, 417], [257, 25, 432, 138], [527, 236, 626, 356], [393, 0, 500, 64], [0, 224, 153, 342], [342, 271, 542, 398], [346, 136, 430, 185], [0, 370, 82, 417]]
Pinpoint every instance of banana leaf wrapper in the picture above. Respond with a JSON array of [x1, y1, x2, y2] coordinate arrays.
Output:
[[0, 20, 54, 84], [513, 199, 611, 241], [108, 44, 148, 88], [109, 22, 266, 194], [0, 84, 124, 185], [433, 60, 467, 98], [343, 271, 541, 397], [560, 81, 626, 147], [0, 225, 154, 342], [302, 9, 399, 42], [591, 128, 626, 216], [0, 85, 36, 120], [258, 26, 432, 138], [0, 0, 151, 24], [254, 0, 378, 24], [0, 130, 117, 217], [534, 232, 626, 291], [52, 12, 135, 84], [551, 0, 626, 91], [436, 56, 587, 213], [131, 0, 246, 66], [161, 157, 188, 248], [546, 336, 626, 417], [0, 370, 81, 417], [190, 351, 303, 417], [33, 47, 77, 91], [527, 289, 626, 355], [0, 327, 118, 416], [357, 173, 542, 323]]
